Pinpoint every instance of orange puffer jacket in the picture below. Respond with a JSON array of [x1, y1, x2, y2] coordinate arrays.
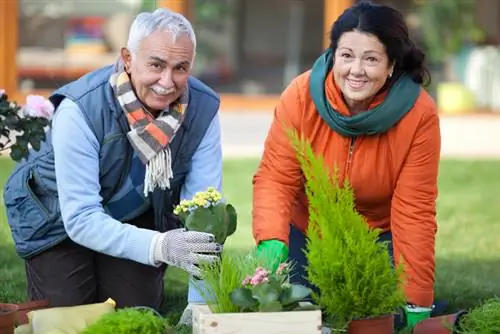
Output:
[[252, 70, 441, 307]]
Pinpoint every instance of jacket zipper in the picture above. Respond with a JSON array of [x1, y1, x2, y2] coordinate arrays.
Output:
[[344, 138, 356, 182]]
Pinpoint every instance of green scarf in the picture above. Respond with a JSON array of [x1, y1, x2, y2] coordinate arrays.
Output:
[[309, 49, 420, 137]]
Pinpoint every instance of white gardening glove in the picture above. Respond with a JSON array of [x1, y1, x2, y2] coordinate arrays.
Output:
[[152, 228, 221, 276]]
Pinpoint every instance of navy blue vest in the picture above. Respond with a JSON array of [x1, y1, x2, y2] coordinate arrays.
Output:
[[3, 66, 219, 259]]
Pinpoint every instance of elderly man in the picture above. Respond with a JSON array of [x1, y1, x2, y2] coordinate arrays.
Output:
[[3, 8, 221, 313]]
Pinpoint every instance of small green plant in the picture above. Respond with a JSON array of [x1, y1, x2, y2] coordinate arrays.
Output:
[[82, 307, 170, 334], [193, 251, 264, 313], [288, 130, 406, 330], [456, 298, 500, 334], [174, 187, 237, 244], [229, 262, 314, 313]]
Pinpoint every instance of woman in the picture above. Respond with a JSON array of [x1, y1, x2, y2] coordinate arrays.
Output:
[[252, 2, 440, 329]]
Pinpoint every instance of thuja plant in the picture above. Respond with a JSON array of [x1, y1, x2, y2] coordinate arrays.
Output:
[[0, 90, 53, 161], [456, 298, 500, 333], [288, 130, 407, 330]]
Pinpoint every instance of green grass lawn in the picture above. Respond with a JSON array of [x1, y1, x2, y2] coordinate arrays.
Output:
[[1, 157, 500, 326]]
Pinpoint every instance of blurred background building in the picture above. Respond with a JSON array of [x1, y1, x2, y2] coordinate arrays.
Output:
[[1, 0, 500, 113]]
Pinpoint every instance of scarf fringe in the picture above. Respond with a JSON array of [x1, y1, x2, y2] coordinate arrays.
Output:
[[144, 148, 173, 196]]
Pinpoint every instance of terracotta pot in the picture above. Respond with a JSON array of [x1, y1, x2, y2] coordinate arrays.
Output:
[[413, 311, 468, 334], [0, 303, 19, 334], [348, 314, 394, 334], [15, 299, 50, 325]]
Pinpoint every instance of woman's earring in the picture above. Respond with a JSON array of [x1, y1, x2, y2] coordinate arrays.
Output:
[[388, 72, 393, 78]]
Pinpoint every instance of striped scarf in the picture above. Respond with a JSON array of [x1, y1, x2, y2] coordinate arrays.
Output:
[[109, 61, 188, 196]]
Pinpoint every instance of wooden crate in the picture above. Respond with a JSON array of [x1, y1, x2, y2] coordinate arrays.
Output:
[[192, 304, 323, 334]]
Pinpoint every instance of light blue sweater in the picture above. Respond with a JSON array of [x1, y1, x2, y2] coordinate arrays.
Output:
[[51, 98, 223, 267]]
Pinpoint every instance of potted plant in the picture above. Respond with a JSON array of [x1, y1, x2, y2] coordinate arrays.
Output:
[[0, 89, 53, 161], [173, 186, 237, 247], [15, 299, 50, 325], [173, 186, 238, 306], [453, 298, 500, 333], [290, 132, 407, 333], [190, 251, 323, 334], [411, 310, 468, 334], [0, 303, 18, 334]]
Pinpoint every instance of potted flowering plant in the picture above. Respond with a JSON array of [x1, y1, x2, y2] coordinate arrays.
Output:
[[0, 90, 54, 162], [230, 262, 314, 313], [173, 187, 237, 245], [191, 252, 323, 334]]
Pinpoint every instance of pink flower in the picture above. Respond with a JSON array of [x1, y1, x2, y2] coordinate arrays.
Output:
[[0, 89, 5, 97], [242, 275, 252, 286], [276, 263, 289, 275], [23, 95, 54, 119], [248, 267, 270, 286]]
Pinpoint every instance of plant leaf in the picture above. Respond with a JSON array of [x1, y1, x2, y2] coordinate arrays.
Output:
[[280, 284, 311, 306], [185, 207, 225, 243], [9, 144, 25, 162], [225, 203, 237, 236], [229, 288, 258, 310], [259, 300, 283, 312], [251, 282, 280, 306], [212, 202, 229, 242]]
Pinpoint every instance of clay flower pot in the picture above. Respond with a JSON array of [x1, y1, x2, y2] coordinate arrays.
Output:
[[15, 299, 50, 325], [348, 314, 394, 334], [413, 311, 468, 334], [0, 303, 19, 334]]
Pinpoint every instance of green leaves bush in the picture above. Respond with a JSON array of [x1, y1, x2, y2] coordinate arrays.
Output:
[[456, 298, 500, 334], [0, 92, 50, 161], [82, 307, 171, 334], [289, 131, 406, 330]]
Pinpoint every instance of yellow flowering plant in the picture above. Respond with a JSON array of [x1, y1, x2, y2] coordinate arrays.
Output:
[[173, 187, 237, 244]]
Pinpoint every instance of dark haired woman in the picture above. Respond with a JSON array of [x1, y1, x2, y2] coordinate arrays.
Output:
[[252, 2, 440, 329]]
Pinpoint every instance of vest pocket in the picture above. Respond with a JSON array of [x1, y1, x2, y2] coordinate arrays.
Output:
[[4, 164, 53, 241]]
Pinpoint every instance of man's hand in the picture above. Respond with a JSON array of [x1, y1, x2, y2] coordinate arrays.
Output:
[[404, 304, 433, 328], [153, 228, 222, 276], [255, 240, 289, 271]]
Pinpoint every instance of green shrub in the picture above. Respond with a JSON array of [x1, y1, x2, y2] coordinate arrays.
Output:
[[289, 131, 406, 330], [456, 298, 500, 334], [82, 307, 170, 334]]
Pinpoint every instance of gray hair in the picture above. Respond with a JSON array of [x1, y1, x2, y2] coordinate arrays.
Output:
[[127, 8, 197, 56]]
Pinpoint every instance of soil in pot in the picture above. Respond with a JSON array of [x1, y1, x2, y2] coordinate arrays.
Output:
[[348, 314, 394, 334], [16, 299, 50, 325], [0, 304, 19, 334], [413, 311, 468, 334]]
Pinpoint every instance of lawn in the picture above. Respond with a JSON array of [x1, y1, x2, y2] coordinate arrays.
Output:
[[1, 157, 500, 326]]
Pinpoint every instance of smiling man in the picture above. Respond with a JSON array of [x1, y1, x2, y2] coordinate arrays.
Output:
[[3, 8, 223, 312]]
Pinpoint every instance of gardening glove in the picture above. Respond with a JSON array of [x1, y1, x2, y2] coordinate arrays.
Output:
[[255, 240, 289, 272], [152, 228, 222, 276], [404, 304, 433, 328]]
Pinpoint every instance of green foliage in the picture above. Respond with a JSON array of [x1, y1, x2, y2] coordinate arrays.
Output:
[[456, 298, 500, 334], [82, 307, 171, 334], [194, 251, 263, 313], [288, 130, 406, 330], [229, 262, 314, 313], [417, 0, 484, 64], [0, 93, 48, 162]]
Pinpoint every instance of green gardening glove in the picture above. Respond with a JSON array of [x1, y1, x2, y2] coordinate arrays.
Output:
[[404, 304, 433, 328], [255, 240, 289, 272]]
